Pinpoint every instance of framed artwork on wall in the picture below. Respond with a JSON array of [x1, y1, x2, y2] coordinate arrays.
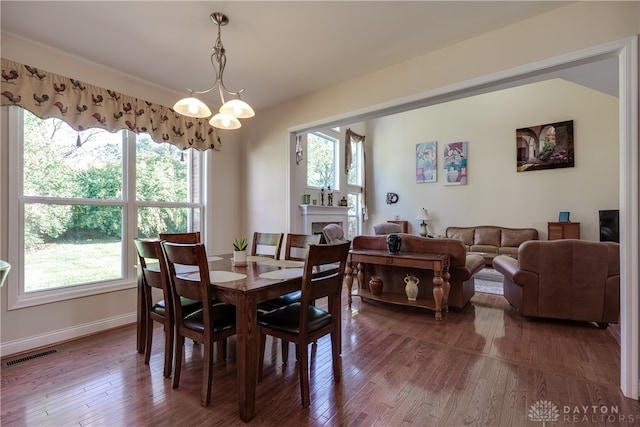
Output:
[[444, 141, 467, 185], [516, 120, 574, 172], [416, 141, 437, 183]]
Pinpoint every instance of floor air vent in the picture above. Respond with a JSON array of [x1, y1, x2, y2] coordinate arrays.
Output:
[[4, 348, 58, 367]]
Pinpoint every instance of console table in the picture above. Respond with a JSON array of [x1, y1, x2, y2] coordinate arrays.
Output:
[[346, 249, 451, 320]]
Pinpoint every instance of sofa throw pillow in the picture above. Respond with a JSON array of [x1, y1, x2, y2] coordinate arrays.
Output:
[[474, 227, 501, 247], [501, 229, 537, 248], [447, 228, 474, 246]]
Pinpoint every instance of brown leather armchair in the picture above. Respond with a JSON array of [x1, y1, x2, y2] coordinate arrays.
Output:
[[492, 239, 620, 326]]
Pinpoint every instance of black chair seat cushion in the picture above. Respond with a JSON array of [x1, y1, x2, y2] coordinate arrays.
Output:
[[263, 291, 301, 307], [152, 297, 202, 317], [183, 302, 236, 333], [257, 302, 331, 335]]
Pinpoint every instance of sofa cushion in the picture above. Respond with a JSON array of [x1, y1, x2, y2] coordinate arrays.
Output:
[[446, 228, 474, 246], [474, 227, 501, 247], [501, 228, 538, 248]]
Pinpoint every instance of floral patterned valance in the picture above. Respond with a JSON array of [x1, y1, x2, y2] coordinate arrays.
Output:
[[1, 58, 221, 151]]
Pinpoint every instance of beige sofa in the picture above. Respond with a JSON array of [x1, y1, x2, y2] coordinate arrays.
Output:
[[445, 225, 538, 265], [492, 240, 620, 326], [351, 234, 485, 309]]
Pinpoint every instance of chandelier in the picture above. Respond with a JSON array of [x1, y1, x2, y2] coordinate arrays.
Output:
[[173, 12, 254, 130]]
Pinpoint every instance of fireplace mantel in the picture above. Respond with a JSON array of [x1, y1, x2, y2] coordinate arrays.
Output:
[[299, 205, 349, 235]]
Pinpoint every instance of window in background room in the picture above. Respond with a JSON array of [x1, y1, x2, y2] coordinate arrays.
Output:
[[346, 137, 364, 239], [306, 130, 339, 190], [8, 108, 203, 308]]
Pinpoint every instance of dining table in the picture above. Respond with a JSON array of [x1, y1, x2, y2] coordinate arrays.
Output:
[[136, 253, 312, 422]]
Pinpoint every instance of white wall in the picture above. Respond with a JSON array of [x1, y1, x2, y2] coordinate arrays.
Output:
[[365, 79, 619, 241], [244, 2, 638, 239]]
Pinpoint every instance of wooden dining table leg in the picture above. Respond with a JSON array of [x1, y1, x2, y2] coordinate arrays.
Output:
[[235, 293, 259, 422]]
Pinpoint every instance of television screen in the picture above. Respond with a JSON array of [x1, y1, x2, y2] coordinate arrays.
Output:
[[599, 209, 619, 243]]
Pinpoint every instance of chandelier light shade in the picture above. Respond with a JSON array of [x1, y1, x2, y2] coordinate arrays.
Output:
[[173, 93, 212, 118], [415, 208, 431, 238], [173, 12, 254, 130]]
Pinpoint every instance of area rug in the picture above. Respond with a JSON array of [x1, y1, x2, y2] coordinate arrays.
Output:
[[474, 268, 504, 295]]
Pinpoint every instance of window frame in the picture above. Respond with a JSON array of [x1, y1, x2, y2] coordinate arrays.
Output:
[[346, 137, 364, 238], [6, 107, 204, 309], [305, 129, 340, 191]]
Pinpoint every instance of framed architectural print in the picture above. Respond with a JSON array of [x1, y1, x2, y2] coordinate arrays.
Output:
[[516, 120, 574, 172]]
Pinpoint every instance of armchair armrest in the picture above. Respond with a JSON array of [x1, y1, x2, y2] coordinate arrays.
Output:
[[464, 254, 485, 277], [492, 255, 518, 281]]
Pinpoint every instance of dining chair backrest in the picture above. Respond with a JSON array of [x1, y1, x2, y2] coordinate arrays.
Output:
[[134, 238, 175, 377], [251, 232, 284, 259], [134, 238, 171, 320], [161, 242, 212, 320], [159, 232, 201, 244], [161, 241, 236, 407], [284, 233, 321, 261], [300, 242, 351, 310]]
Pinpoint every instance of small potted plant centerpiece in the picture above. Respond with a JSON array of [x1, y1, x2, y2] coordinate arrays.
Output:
[[233, 238, 248, 266]]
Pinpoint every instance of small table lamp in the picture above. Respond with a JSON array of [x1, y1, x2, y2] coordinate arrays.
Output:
[[415, 208, 431, 237]]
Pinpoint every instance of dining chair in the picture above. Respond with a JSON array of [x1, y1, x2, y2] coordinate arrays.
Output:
[[159, 231, 201, 243], [257, 241, 351, 407], [133, 239, 202, 378], [251, 232, 284, 259], [161, 241, 237, 407], [260, 233, 322, 361]]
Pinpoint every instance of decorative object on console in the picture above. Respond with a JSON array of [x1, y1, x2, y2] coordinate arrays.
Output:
[[385, 233, 402, 254], [416, 141, 437, 183], [386, 192, 399, 204], [559, 211, 570, 222], [444, 141, 467, 185], [368, 276, 383, 296], [415, 208, 431, 237], [516, 120, 574, 172], [173, 12, 255, 130], [404, 273, 420, 301]]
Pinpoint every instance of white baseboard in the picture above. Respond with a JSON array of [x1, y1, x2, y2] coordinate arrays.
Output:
[[0, 312, 136, 358]]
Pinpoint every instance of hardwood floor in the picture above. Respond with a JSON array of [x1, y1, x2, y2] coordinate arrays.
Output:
[[2, 290, 638, 426]]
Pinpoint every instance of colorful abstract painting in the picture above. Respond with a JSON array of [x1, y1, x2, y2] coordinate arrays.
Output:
[[416, 141, 437, 183], [444, 141, 467, 185]]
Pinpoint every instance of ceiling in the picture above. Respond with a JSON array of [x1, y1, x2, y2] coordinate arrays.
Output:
[[1, 1, 584, 114]]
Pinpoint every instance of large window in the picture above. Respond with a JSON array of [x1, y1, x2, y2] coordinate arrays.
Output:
[[306, 130, 339, 190], [8, 108, 202, 308]]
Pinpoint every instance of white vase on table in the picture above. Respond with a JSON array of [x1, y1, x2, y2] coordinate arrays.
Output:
[[233, 250, 247, 266]]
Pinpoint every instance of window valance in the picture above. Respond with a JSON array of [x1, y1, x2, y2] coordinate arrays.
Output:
[[1, 58, 221, 151]]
